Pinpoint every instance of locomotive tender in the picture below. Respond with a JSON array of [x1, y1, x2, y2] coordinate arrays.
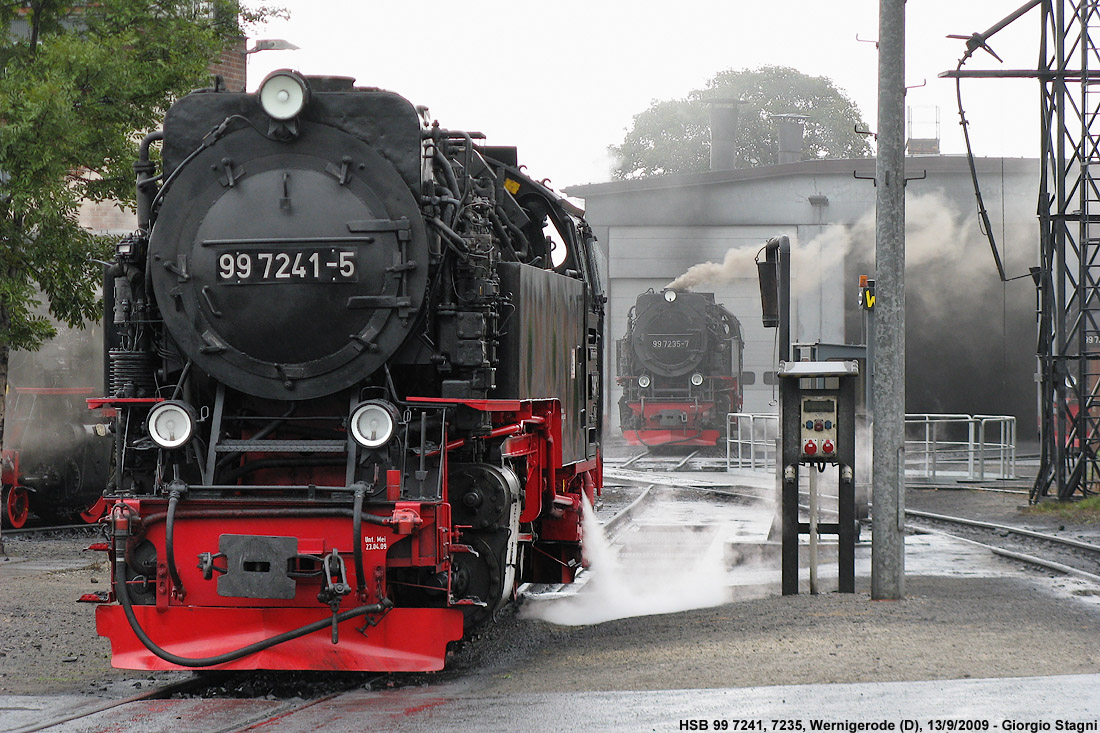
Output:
[[88, 71, 604, 672], [616, 289, 743, 447]]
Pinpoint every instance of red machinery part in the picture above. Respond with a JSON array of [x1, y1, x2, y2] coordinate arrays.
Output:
[[803, 440, 818, 456], [622, 429, 722, 448], [80, 496, 110, 524], [96, 605, 463, 671]]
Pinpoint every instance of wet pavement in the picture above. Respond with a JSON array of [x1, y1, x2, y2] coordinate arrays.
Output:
[[4, 469, 1100, 731]]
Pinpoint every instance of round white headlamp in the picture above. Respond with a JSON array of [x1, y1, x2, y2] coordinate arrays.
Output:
[[664, 290, 677, 303], [259, 70, 310, 120], [638, 374, 651, 388], [690, 373, 704, 386], [350, 400, 399, 449], [147, 401, 197, 450]]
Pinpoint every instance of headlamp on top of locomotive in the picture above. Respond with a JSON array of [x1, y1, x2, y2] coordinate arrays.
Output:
[[258, 70, 310, 120], [663, 289, 677, 303]]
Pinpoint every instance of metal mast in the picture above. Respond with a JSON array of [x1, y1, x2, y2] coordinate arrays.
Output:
[[943, 0, 1100, 502], [1033, 0, 1100, 501]]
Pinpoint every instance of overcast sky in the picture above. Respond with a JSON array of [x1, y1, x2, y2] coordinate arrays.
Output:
[[243, 1, 1040, 190]]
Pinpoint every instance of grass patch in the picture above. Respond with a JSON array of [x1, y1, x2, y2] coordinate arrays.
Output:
[[1024, 494, 1100, 522]]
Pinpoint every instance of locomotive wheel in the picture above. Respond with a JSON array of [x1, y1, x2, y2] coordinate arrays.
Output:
[[3, 486, 30, 529], [450, 534, 506, 631]]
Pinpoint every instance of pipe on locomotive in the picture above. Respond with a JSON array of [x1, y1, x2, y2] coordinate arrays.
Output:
[[165, 486, 185, 599], [352, 484, 367, 597], [134, 130, 163, 232]]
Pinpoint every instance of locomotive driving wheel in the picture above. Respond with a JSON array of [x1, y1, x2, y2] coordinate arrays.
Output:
[[3, 485, 30, 529], [450, 534, 506, 630]]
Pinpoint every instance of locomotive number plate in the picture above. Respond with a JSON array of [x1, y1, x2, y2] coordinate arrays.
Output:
[[216, 248, 358, 284], [651, 338, 692, 349]]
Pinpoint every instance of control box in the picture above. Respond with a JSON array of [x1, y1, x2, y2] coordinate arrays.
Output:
[[800, 396, 838, 461]]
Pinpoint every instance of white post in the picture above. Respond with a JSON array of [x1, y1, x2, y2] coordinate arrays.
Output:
[[809, 468, 819, 595]]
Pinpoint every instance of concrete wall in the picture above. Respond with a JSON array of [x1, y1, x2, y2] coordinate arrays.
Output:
[[570, 156, 1041, 439]]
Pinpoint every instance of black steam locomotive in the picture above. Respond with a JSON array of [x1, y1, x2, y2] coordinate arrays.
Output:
[[87, 71, 604, 672], [2, 336, 111, 528], [616, 289, 743, 447]]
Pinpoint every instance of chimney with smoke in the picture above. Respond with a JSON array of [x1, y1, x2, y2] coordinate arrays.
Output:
[[774, 114, 808, 165], [707, 99, 741, 171]]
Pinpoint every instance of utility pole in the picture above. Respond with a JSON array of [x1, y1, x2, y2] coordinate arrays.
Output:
[[872, 0, 906, 600]]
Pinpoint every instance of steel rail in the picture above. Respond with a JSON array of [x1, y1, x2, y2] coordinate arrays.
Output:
[[9, 676, 207, 733], [905, 508, 1100, 554], [912, 525, 1100, 585], [2, 522, 97, 536]]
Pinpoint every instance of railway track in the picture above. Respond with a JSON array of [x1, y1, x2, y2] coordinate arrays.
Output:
[[9, 677, 206, 733], [2, 522, 98, 537], [5, 670, 398, 733], [904, 509, 1100, 583], [611, 455, 1100, 586], [13, 465, 1100, 731]]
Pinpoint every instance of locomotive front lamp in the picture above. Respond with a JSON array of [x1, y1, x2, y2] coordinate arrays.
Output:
[[663, 290, 677, 303], [638, 374, 651, 388], [350, 400, 400, 449], [147, 401, 198, 450], [690, 373, 704, 386], [259, 70, 311, 120]]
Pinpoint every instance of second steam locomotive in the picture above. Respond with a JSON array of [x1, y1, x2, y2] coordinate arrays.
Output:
[[87, 71, 604, 672], [617, 289, 743, 448]]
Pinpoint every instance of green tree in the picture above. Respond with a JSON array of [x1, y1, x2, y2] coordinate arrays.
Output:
[[610, 65, 873, 180], [0, 0, 279, 437]]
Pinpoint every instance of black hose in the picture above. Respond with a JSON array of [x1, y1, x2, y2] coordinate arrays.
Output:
[[165, 490, 184, 597], [114, 548, 392, 667], [949, 0, 1041, 284], [169, 360, 192, 401]]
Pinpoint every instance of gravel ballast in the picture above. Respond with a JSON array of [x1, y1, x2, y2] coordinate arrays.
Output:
[[3, 486, 1100, 699]]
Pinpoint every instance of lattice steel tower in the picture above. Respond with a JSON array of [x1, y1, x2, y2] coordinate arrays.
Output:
[[947, 0, 1100, 501], [1033, 0, 1100, 500]]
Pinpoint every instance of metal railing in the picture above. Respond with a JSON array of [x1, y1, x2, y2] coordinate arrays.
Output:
[[905, 413, 1017, 481], [726, 413, 779, 471], [723, 412, 1016, 480]]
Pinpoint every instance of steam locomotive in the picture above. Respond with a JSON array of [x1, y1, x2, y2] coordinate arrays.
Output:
[[2, 337, 111, 528], [616, 289, 743, 447], [86, 71, 604, 672]]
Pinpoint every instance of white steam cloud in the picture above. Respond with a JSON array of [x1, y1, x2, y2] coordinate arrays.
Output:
[[665, 245, 762, 292], [522, 493, 773, 626], [663, 191, 1019, 299]]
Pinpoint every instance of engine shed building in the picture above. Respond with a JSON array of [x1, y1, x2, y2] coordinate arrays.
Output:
[[566, 155, 1040, 441]]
